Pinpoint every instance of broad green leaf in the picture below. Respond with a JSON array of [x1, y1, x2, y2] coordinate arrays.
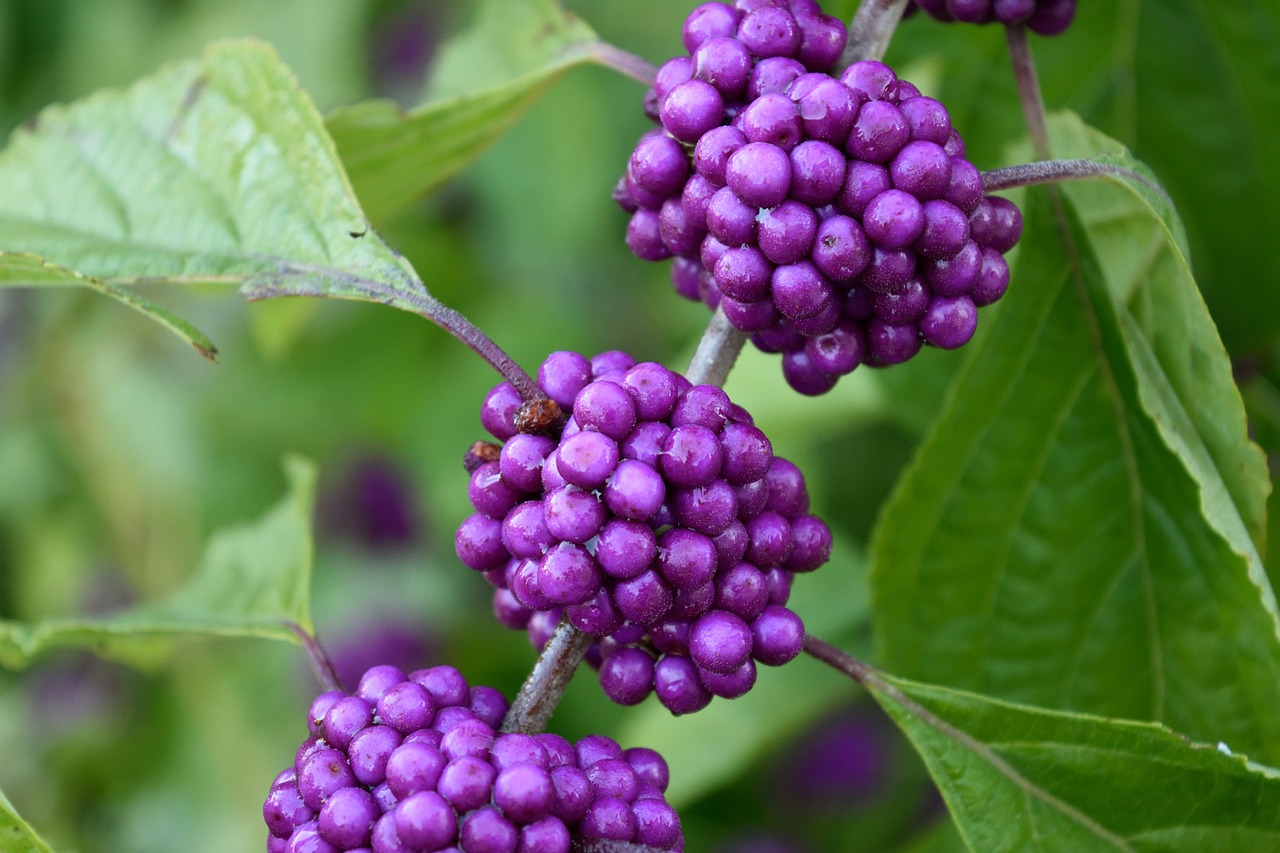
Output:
[[0, 38, 427, 315], [327, 0, 600, 223], [1041, 112, 1270, 553], [0, 456, 316, 669], [862, 668, 1280, 852], [0, 251, 218, 360], [870, 169, 1280, 762], [0, 788, 54, 853]]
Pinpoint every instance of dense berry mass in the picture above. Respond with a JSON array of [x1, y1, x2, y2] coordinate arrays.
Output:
[[456, 351, 831, 715], [616, 0, 1024, 395], [903, 0, 1077, 36], [264, 665, 683, 851]]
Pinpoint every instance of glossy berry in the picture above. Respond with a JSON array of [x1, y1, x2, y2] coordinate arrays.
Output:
[[265, 666, 682, 851], [616, 4, 1024, 395], [457, 350, 832, 714], [904, 0, 1077, 36]]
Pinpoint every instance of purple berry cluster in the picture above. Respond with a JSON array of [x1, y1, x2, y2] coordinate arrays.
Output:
[[615, 0, 1024, 395], [455, 350, 831, 715], [904, 0, 1076, 36], [264, 664, 683, 852]]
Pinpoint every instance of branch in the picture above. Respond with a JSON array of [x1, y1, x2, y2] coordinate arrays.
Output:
[[981, 159, 1172, 205], [1005, 24, 1052, 161], [500, 618, 595, 734], [841, 0, 911, 68], [414, 294, 544, 403], [686, 306, 748, 386], [590, 42, 659, 86], [285, 621, 343, 693]]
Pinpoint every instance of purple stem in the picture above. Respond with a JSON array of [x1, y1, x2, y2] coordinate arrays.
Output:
[[1005, 23, 1052, 161], [285, 621, 344, 693], [590, 42, 659, 86], [982, 159, 1171, 202], [416, 293, 544, 403]]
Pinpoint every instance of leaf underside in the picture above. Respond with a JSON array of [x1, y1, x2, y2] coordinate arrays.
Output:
[[0, 456, 317, 670]]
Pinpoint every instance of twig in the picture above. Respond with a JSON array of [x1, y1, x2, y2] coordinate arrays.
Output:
[[982, 159, 1172, 204], [416, 294, 544, 403], [1005, 23, 1052, 161], [841, 0, 912, 68], [285, 621, 343, 693], [500, 618, 595, 734], [590, 42, 659, 86], [686, 306, 748, 386]]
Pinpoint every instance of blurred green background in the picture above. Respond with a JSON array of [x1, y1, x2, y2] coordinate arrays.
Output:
[[0, 1, 1275, 851]]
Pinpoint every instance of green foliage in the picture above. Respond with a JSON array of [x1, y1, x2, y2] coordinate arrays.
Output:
[[0, 1, 1276, 851], [0, 251, 218, 359], [0, 38, 428, 352], [870, 133, 1280, 764], [0, 456, 316, 669], [0, 789, 53, 853], [328, 0, 601, 223], [865, 668, 1280, 851]]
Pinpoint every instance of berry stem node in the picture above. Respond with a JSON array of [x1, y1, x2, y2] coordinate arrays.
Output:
[[575, 839, 669, 853]]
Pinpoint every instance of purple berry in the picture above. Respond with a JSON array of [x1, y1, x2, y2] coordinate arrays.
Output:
[[751, 605, 805, 665], [726, 142, 792, 208], [661, 78, 725, 142]]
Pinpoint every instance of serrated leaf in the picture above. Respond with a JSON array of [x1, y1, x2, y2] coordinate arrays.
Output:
[[862, 668, 1280, 852], [1042, 112, 1270, 553], [870, 139, 1280, 763], [0, 456, 316, 669], [0, 251, 218, 360], [327, 0, 600, 222], [0, 38, 428, 316], [0, 788, 54, 853]]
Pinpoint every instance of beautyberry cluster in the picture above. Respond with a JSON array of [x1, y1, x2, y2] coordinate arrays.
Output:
[[455, 350, 831, 715], [903, 0, 1077, 36], [264, 665, 683, 852], [616, 0, 1024, 395]]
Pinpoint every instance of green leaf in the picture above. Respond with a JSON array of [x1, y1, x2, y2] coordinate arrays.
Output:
[[862, 669, 1280, 852], [0, 788, 54, 853], [0, 455, 316, 669], [870, 135, 1280, 763], [1042, 112, 1270, 553], [0, 251, 218, 360], [0, 38, 428, 315], [327, 0, 600, 223]]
